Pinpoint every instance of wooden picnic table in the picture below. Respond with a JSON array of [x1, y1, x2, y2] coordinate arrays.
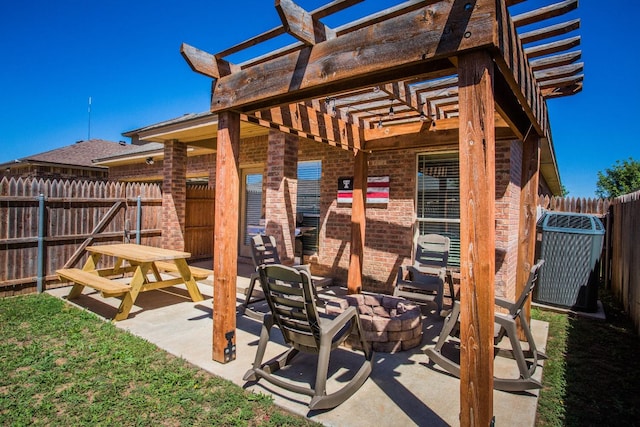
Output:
[[57, 243, 204, 321]]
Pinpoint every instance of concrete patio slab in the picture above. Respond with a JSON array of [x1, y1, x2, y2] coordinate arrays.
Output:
[[47, 268, 546, 427]]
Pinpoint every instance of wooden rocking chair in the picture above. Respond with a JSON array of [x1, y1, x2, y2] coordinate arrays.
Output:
[[243, 264, 374, 410], [425, 260, 546, 391]]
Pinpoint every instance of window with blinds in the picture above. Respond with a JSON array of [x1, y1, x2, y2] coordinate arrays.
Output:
[[244, 172, 264, 245], [417, 153, 461, 267], [297, 160, 321, 252]]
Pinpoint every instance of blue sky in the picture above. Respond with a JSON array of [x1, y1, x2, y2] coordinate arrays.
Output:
[[1, 1, 638, 198]]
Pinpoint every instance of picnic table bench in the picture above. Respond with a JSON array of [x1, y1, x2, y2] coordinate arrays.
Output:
[[56, 268, 130, 297], [153, 261, 213, 281]]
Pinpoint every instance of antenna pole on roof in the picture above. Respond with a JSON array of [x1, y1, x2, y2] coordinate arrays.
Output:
[[87, 96, 92, 141]]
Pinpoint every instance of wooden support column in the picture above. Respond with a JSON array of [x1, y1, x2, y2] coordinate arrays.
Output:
[[212, 111, 240, 363], [516, 132, 541, 337], [347, 150, 368, 294], [458, 51, 495, 426]]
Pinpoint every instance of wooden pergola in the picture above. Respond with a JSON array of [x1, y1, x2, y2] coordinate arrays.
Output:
[[181, 0, 582, 424]]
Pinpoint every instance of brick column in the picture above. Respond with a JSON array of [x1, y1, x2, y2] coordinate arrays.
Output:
[[495, 140, 522, 301], [264, 130, 298, 264], [161, 140, 187, 250]]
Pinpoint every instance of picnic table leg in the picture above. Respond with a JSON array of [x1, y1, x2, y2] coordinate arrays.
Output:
[[112, 257, 125, 275], [67, 283, 85, 299], [82, 252, 102, 272], [174, 259, 204, 302], [150, 262, 163, 282], [68, 253, 104, 299], [113, 262, 150, 321]]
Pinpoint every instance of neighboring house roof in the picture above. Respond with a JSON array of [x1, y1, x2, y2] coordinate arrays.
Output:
[[0, 139, 142, 170]]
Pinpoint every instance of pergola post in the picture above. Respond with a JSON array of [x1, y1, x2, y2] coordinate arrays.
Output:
[[516, 132, 541, 336], [212, 111, 240, 363], [347, 150, 368, 294], [458, 51, 496, 426]]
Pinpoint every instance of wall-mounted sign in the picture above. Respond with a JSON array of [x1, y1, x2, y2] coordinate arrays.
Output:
[[337, 176, 389, 204]]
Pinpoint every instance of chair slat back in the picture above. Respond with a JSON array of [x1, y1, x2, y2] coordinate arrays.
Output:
[[415, 234, 450, 268], [251, 234, 281, 267], [258, 264, 320, 349]]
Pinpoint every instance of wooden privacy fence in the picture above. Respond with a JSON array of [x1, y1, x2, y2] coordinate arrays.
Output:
[[185, 185, 215, 260], [538, 195, 611, 216], [605, 190, 640, 335], [0, 177, 162, 296]]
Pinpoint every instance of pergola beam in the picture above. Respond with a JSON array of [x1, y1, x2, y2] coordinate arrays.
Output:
[[250, 102, 363, 151], [519, 19, 580, 45], [208, 1, 492, 113], [512, 0, 578, 28], [525, 35, 581, 59], [276, 0, 336, 45], [529, 50, 581, 72], [534, 62, 583, 82], [180, 43, 238, 79]]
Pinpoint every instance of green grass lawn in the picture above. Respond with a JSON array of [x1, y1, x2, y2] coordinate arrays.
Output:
[[0, 294, 318, 426], [2, 291, 639, 426], [533, 290, 640, 426]]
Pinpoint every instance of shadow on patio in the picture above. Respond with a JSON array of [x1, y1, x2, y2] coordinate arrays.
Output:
[[46, 262, 546, 427]]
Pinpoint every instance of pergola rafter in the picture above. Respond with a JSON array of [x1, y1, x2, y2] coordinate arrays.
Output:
[[181, 1, 583, 425]]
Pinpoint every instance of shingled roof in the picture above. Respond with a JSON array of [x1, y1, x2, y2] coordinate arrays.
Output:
[[1, 139, 141, 169]]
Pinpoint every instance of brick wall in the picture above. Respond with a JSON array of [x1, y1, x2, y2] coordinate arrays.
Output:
[[299, 144, 416, 293], [108, 160, 163, 182], [494, 140, 523, 301]]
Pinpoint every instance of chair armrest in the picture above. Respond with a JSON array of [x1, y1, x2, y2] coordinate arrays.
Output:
[[293, 264, 311, 275], [495, 297, 515, 310], [396, 265, 411, 286], [324, 306, 359, 337], [414, 264, 446, 280]]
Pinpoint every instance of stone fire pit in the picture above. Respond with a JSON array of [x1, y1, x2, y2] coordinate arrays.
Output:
[[326, 293, 423, 353]]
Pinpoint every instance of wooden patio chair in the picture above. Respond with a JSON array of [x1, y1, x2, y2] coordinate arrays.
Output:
[[425, 259, 547, 392], [240, 234, 320, 319], [243, 264, 374, 410], [394, 234, 451, 314]]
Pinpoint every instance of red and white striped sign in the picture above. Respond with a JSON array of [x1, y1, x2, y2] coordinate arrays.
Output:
[[337, 176, 389, 204]]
